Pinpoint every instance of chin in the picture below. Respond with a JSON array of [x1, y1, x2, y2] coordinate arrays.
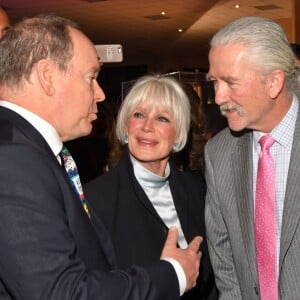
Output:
[[227, 117, 247, 131], [228, 123, 246, 132], [81, 126, 93, 137]]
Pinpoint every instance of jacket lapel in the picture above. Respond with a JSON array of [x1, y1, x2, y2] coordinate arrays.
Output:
[[120, 152, 164, 223], [168, 168, 190, 240], [233, 131, 258, 283], [279, 107, 300, 271]]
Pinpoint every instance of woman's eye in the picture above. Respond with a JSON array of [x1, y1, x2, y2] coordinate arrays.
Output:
[[133, 112, 144, 119], [157, 116, 170, 123]]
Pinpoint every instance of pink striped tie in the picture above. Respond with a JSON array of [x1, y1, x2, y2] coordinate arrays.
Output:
[[255, 135, 278, 300]]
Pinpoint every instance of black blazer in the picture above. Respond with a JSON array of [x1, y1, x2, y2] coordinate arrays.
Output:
[[0, 106, 179, 300], [85, 150, 218, 300]]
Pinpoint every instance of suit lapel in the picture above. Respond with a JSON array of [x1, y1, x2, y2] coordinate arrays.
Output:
[[233, 131, 258, 283], [168, 169, 190, 240], [279, 108, 300, 271], [120, 152, 164, 223]]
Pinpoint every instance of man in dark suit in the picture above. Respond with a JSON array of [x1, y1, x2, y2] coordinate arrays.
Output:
[[0, 14, 201, 299], [204, 17, 300, 299]]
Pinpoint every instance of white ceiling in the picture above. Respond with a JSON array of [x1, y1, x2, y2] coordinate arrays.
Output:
[[1, 0, 294, 71]]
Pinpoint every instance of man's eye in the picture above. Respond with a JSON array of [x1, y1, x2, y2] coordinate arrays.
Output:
[[211, 80, 218, 89], [228, 82, 238, 88]]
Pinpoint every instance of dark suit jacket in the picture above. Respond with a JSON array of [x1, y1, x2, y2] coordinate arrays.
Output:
[[85, 150, 218, 300], [0, 106, 179, 300]]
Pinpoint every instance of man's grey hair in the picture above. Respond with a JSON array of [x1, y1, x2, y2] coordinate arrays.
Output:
[[210, 16, 300, 95]]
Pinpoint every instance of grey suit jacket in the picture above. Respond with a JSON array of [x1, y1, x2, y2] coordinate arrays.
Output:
[[204, 104, 300, 299]]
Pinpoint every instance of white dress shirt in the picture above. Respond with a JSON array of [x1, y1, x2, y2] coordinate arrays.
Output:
[[253, 95, 298, 275]]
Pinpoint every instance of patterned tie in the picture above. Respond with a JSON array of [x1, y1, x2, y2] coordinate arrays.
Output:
[[60, 146, 90, 218], [255, 135, 277, 300]]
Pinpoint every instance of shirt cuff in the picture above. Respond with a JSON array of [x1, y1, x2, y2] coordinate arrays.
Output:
[[162, 257, 186, 296]]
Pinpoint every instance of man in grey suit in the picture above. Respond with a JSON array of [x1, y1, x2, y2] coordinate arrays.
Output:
[[204, 16, 300, 299]]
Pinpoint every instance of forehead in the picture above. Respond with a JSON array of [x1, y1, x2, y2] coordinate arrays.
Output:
[[69, 27, 99, 69], [0, 9, 9, 23], [209, 43, 246, 62], [0, 9, 10, 35], [208, 43, 250, 76]]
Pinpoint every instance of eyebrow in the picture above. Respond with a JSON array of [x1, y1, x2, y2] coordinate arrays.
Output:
[[206, 74, 237, 83], [222, 76, 238, 82]]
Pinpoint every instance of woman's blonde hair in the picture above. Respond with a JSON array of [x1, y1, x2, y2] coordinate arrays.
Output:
[[116, 74, 191, 152]]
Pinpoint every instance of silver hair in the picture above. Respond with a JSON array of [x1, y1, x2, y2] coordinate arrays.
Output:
[[210, 16, 300, 94], [116, 74, 191, 152]]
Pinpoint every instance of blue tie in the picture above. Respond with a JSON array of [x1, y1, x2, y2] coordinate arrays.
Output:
[[60, 146, 90, 218]]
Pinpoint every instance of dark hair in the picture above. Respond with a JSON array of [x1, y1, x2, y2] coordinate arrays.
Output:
[[0, 14, 79, 88], [172, 83, 207, 171]]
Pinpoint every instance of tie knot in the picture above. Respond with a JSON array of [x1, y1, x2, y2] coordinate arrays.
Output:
[[259, 135, 275, 152], [61, 145, 71, 156]]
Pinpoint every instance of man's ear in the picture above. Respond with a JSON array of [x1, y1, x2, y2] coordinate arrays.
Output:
[[268, 69, 285, 99], [35, 59, 55, 96]]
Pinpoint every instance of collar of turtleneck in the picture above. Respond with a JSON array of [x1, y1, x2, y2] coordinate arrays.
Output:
[[130, 155, 170, 189]]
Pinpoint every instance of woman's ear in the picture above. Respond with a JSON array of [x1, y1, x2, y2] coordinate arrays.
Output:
[[268, 69, 285, 99], [35, 59, 55, 96]]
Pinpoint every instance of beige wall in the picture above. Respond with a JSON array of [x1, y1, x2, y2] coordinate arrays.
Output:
[[276, 0, 299, 44], [295, 0, 300, 43]]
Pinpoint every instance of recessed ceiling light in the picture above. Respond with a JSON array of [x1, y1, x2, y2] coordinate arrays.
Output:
[[235, 4, 240, 8], [161, 11, 166, 15], [178, 28, 183, 32]]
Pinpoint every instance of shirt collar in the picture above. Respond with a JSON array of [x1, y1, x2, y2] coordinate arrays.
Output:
[[0, 100, 62, 157], [253, 94, 298, 149]]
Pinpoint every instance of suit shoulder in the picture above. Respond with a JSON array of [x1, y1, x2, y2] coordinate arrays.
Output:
[[205, 127, 251, 153], [84, 166, 119, 193]]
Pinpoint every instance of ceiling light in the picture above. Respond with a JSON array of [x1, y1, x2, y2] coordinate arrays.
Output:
[[161, 11, 166, 15], [178, 29, 183, 32], [235, 4, 240, 8]]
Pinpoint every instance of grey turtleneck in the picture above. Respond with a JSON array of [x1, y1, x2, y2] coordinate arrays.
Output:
[[131, 155, 188, 248]]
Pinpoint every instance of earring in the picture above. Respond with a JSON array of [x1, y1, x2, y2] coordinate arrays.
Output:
[[123, 134, 128, 144], [172, 143, 180, 152]]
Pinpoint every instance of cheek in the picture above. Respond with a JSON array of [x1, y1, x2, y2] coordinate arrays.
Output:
[[160, 126, 176, 143], [127, 118, 140, 133]]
